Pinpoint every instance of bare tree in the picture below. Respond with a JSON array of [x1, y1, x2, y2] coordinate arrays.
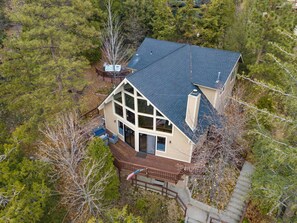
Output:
[[38, 112, 114, 222], [189, 99, 247, 209], [101, 0, 127, 80]]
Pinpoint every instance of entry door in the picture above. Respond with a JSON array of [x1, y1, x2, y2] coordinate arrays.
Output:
[[124, 125, 135, 149], [139, 133, 156, 155]]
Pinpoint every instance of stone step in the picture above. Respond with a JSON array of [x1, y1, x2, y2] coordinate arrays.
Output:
[[227, 201, 245, 212], [233, 187, 249, 196], [237, 180, 251, 189], [237, 175, 251, 184], [232, 192, 246, 202], [186, 217, 204, 223], [229, 196, 245, 207], [224, 210, 241, 221], [227, 205, 243, 216]]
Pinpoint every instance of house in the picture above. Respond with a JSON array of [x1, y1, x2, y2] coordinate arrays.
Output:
[[98, 38, 241, 186]]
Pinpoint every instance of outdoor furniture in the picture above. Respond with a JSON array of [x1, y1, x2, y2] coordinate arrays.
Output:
[[92, 126, 106, 137], [109, 134, 118, 144], [99, 133, 109, 146]]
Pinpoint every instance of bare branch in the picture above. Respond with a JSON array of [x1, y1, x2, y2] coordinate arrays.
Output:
[[38, 111, 114, 221]]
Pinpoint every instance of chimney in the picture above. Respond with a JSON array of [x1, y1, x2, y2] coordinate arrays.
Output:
[[185, 89, 201, 130]]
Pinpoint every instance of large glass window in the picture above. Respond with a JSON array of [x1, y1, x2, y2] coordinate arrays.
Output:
[[125, 93, 134, 110], [126, 109, 135, 124], [114, 92, 122, 103], [124, 83, 134, 94], [156, 119, 172, 133], [138, 115, 153, 130], [114, 102, 123, 117], [118, 121, 124, 135], [138, 99, 153, 114], [156, 110, 163, 117], [157, 137, 166, 152]]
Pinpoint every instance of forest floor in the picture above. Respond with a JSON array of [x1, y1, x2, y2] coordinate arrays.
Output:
[[80, 62, 113, 113]]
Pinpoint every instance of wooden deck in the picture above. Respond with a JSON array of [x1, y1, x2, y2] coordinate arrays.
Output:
[[109, 138, 191, 183]]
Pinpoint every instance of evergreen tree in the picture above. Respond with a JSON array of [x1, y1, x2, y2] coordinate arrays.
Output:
[[0, 0, 98, 143], [197, 0, 235, 48], [175, 0, 200, 43], [121, 0, 154, 49], [151, 0, 177, 41], [0, 143, 51, 222], [235, 0, 297, 219]]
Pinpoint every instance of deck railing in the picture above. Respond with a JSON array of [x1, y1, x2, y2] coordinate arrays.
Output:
[[131, 177, 187, 216], [113, 157, 183, 183]]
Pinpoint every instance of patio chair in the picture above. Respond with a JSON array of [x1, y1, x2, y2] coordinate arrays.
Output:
[[109, 134, 118, 144]]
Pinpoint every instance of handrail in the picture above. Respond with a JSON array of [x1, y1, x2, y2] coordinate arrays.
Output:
[[114, 157, 182, 183], [132, 178, 187, 216]]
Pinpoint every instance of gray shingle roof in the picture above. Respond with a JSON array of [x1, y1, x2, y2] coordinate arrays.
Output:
[[126, 38, 241, 142], [128, 38, 241, 89]]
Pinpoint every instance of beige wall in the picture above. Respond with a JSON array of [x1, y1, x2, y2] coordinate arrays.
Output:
[[198, 86, 216, 107], [102, 101, 192, 163], [215, 64, 238, 113]]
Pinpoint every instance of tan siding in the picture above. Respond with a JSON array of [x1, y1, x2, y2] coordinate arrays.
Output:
[[104, 101, 118, 135], [155, 126, 192, 163], [198, 86, 217, 106]]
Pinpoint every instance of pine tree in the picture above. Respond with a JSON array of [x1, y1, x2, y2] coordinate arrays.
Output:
[[197, 0, 235, 48], [0, 143, 51, 222], [235, 0, 297, 219], [0, 0, 99, 143], [151, 0, 177, 41], [175, 0, 200, 43], [121, 0, 154, 49]]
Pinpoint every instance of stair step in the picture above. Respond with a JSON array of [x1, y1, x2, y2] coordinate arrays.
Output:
[[229, 196, 245, 207], [237, 180, 251, 189], [227, 201, 245, 212], [233, 187, 249, 196], [233, 193, 246, 202], [238, 175, 251, 184], [227, 205, 243, 216], [224, 210, 241, 221]]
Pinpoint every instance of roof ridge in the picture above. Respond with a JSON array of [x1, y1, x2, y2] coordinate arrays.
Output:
[[126, 43, 188, 78]]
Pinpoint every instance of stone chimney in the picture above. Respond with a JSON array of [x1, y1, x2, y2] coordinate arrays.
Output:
[[185, 89, 201, 130]]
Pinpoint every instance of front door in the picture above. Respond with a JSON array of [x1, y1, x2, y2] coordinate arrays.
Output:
[[124, 125, 135, 149], [139, 133, 156, 155]]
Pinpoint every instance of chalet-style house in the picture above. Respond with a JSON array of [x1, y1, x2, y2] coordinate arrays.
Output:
[[98, 38, 241, 185]]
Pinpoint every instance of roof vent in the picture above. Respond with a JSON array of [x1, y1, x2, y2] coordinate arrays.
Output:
[[150, 51, 153, 55], [215, 72, 221, 84]]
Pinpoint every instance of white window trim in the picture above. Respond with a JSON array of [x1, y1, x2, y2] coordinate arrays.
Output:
[[138, 131, 167, 153], [117, 120, 124, 136]]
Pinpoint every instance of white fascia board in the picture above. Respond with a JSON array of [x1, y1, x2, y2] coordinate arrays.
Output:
[[125, 79, 195, 144]]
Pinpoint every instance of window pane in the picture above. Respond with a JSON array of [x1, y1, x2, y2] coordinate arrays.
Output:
[[118, 121, 123, 135], [126, 109, 135, 124], [114, 92, 122, 103], [157, 137, 166, 151], [156, 119, 172, 133], [138, 115, 153, 130], [114, 102, 123, 117], [138, 99, 153, 114], [156, 110, 163, 117], [125, 93, 134, 110], [124, 83, 134, 94]]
